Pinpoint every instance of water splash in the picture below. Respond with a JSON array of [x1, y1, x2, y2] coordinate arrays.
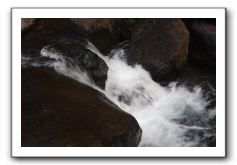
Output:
[[22, 42, 216, 147]]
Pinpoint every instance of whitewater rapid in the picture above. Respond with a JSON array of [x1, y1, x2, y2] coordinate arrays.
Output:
[[22, 42, 216, 147]]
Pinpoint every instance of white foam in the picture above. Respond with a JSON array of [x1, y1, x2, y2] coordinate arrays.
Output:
[[97, 47, 212, 147]]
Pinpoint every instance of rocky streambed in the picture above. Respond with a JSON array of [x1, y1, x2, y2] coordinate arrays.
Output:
[[21, 18, 216, 147]]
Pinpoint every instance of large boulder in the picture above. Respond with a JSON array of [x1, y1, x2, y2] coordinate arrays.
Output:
[[128, 18, 189, 81], [22, 18, 108, 89], [183, 19, 216, 68], [21, 67, 142, 147]]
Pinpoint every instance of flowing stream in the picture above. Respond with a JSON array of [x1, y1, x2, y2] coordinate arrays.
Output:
[[22, 42, 216, 147]]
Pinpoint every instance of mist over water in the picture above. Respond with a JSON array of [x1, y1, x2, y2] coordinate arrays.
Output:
[[22, 42, 216, 147]]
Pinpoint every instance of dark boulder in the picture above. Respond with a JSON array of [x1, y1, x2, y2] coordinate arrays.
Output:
[[42, 39, 108, 89], [22, 18, 87, 58], [89, 28, 121, 54], [128, 18, 189, 81], [21, 67, 142, 147], [22, 18, 108, 89], [71, 18, 125, 54], [183, 19, 216, 68]]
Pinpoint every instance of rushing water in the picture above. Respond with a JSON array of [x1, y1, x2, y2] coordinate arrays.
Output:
[[22, 42, 216, 147]]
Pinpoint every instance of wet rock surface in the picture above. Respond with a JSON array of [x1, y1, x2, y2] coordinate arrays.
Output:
[[22, 67, 142, 147], [128, 18, 189, 81], [22, 18, 87, 57], [41, 39, 108, 89], [22, 19, 108, 89]]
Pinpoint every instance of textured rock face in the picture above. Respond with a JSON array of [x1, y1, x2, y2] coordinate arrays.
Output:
[[22, 18, 108, 89], [183, 19, 216, 68], [21, 68, 142, 147], [128, 18, 189, 81]]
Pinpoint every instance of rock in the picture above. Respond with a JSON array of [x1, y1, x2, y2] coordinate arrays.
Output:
[[89, 28, 121, 54], [22, 18, 87, 57], [128, 18, 189, 81], [21, 67, 142, 147], [22, 18, 108, 89], [183, 19, 216, 68], [71, 18, 124, 54], [42, 39, 108, 89], [21, 18, 35, 31]]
